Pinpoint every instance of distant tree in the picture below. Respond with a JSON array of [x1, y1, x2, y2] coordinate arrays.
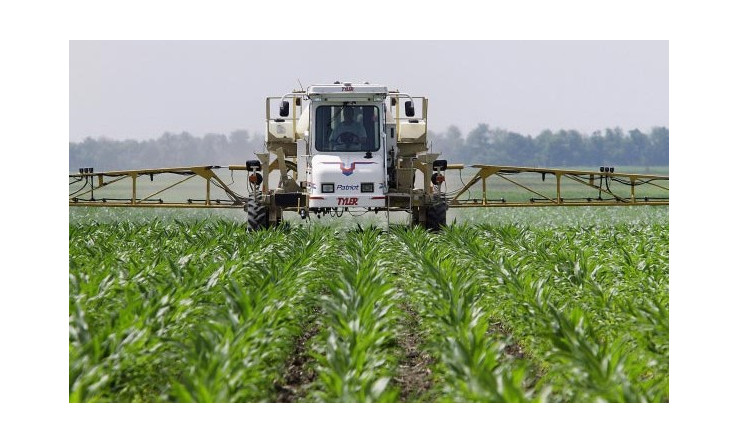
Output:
[[628, 129, 649, 168], [464, 124, 493, 164], [648, 126, 669, 166], [565, 130, 585, 166], [229, 130, 250, 151], [548, 130, 573, 167], [176, 132, 199, 165], [534, 130, 554, 166], [602, 127, 625, 165], [589, 130, 606, 166], [486, 128, 509, 164], [201, 133, 228, 165], [430, 125, 465, 163], [445, 125, 464, 160], [502, 132, 535, 166], [227, 130, 256, 164]]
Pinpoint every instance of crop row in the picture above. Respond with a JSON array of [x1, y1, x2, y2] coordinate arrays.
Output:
[[70, 218, 668, 402], [70, 221, 332, 401], [310, 228, 399, 401]]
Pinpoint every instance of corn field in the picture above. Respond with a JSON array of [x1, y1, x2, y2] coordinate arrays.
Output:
[[69, 213, 668, 402]]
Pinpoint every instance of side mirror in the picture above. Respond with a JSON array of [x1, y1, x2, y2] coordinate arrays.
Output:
[[246, 160, 262, 171], [432, 160, 448, 171], [279, 101, 290, 117], [404, 101, 415, 117]]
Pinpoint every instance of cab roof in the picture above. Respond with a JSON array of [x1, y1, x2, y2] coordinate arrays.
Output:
[[307, 82, 388, 98]]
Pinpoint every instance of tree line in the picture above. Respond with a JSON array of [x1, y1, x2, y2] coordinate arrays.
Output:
[[429, 125, 668, 168], [69, 130, 262, 172], [69, 125, 668, 172]]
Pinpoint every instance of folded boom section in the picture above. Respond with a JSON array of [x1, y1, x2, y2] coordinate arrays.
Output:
[[69, 165, 248, 208], [445, 164, 668, 208]]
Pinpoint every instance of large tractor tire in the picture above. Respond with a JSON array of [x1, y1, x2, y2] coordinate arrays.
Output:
[[424, 197, 448, 232], [411, 196, 448, 232], [246, 192, 269, 231], [411, 207, 420, 228]]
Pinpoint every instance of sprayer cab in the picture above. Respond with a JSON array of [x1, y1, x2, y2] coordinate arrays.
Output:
[[305, 83, 388, 209]]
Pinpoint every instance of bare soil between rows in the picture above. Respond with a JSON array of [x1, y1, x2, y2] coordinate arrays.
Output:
[[275, 319, 320, 402], [394, 302, 435, 402]]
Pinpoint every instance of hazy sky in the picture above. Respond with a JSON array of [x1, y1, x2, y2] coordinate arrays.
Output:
[[69, 41, 668, 141]]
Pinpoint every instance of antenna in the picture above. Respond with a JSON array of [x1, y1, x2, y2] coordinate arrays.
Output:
[[297, 78, 304, 91]]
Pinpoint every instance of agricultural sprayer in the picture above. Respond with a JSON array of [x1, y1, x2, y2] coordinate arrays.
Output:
[[69, 82, 669, 229]]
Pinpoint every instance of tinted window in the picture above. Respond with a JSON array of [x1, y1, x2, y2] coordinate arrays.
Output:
[[315, 105, 380, 152]]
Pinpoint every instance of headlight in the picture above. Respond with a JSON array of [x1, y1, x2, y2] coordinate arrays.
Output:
[[321, 183, 335, 193], [361, 183, 374, 193]]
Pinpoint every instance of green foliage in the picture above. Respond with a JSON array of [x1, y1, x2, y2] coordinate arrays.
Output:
[[430, 125, 668, 167], [70, 216, 668, 402], [69, 130, 262, 172], [436, 222, 669, 401], [310, 229, 399, 402], [389, 227, 532, 402]]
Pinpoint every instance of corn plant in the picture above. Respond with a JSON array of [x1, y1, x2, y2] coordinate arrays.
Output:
[[70, 212, 668, 403], [172, 227, 333, 402], [390, 227, 531, 402], [439, 222, 669, 402], [310, 228, 399, 402]]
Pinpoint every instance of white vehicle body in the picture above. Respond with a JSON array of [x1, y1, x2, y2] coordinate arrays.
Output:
[[308, 153, 386, 208], [305, 83, 389, 209], [252, 80, 446, 230]]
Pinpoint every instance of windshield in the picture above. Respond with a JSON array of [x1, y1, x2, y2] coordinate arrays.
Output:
[[315, 105, 380, 152]]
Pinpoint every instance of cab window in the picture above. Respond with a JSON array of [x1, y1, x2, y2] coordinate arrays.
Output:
[[315, 105, 380, 152]]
